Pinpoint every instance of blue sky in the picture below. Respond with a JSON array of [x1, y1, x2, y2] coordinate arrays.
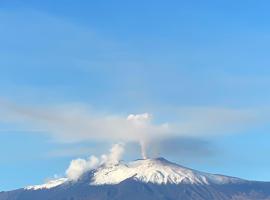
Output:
[[1, 0, 270, 191]]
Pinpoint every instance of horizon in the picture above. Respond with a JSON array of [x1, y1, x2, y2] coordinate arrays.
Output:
[[1, 0, 270, 191]]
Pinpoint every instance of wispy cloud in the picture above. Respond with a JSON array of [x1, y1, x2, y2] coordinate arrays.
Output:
[[0, 100, 170, 144], [0, 99, 267, 158], [169, 107, 263, 136], [148, 136, 217, 161]]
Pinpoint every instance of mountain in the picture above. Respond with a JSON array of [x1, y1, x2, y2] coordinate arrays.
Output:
[[90, 157, 243, 185], [1, 157, 270, 200]]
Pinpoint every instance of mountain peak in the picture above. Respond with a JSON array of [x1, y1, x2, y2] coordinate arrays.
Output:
[[7, 157, 270, 200], [145, 157, 170, 162], [25, 157, 244, 191], [132, 157, 170, 164], [90, 157, 243, 186]]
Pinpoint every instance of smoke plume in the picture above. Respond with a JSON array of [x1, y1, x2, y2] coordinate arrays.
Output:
[[139, 140, 148, 159], [65, 143, 125, 181], [100, 143, 125, 165], [66, 155, 99, 181], [0, 100, 264, 160], [126, 113, 152, 159]]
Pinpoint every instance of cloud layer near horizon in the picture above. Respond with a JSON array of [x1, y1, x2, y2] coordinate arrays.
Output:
[[0, 101, 168, 144], [0, 100, 266, 159]]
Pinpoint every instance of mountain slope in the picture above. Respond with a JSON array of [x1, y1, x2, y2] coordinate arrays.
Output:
[[1, 158, 270, 200], [90, 158, 243, 185]]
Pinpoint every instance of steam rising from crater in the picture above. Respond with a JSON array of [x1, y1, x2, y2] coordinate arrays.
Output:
[[66, 143, 125, 181], [139, 140, 148, 159], [126, 113, 152, 159]]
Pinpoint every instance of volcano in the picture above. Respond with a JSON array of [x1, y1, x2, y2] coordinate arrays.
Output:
[[1, 157, 270, 200]]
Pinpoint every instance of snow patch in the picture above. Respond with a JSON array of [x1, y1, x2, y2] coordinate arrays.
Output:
[[90, 158, 243, 185], [25, 178, 68, 190]]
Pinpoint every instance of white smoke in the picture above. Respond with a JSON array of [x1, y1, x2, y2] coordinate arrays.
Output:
[[100, 143, 125, 165], [127, 113, 152, 159], [139, 140, 148, 159], [66, 155, 99, 181], [65, 143, 125, 181]]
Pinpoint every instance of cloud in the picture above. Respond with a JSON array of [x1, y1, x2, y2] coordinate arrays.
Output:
[[149, 136, 217, 161], [127, 113, 152, 126], [168, 107, 261, 137], [0, 100, 267, 159], [65, 143, 125, 181], [0, 100, 168, 144]]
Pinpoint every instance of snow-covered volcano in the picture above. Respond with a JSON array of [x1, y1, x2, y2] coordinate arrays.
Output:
[[90, 157, 242, 185], [1, 157, 270, 200], [24, 157, 243, 190]]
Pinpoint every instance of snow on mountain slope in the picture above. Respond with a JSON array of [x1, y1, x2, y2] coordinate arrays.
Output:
[[25, 178, 68, 190], [24, 157, 244, 190], [6, 157, 269, 200], [90, 157, 244, 185]]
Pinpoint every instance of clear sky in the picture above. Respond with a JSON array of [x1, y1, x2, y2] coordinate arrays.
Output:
[[1, 0, 270, 191]]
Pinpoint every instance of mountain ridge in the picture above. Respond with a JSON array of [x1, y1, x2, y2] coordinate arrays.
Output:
[[1, 157, 270, 200], [90, 157, 244, 186]]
